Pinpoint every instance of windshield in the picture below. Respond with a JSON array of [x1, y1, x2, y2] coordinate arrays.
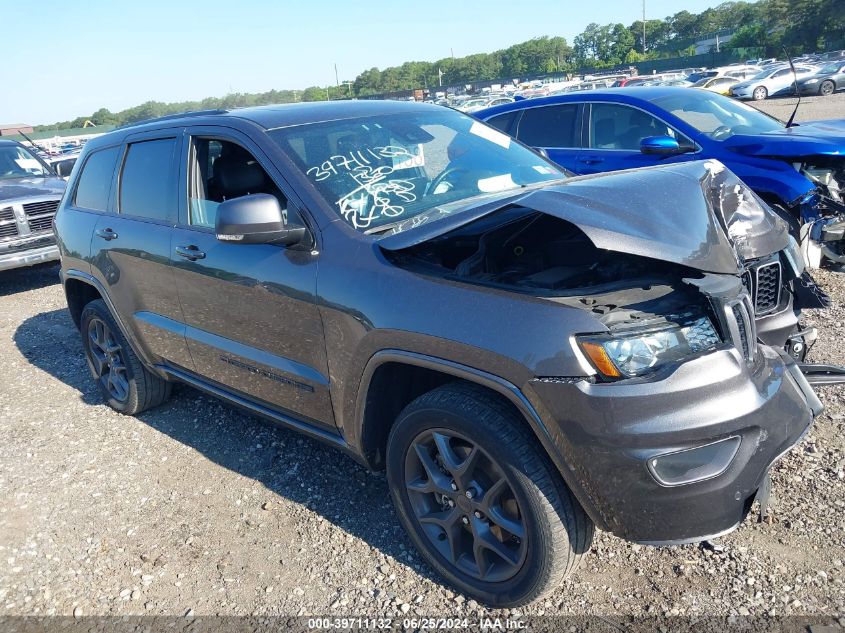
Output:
[[270, 109, 564, 232], [818, 63, 841, 74], [649, 90, 784, 139], [0, 144, 51, 179]]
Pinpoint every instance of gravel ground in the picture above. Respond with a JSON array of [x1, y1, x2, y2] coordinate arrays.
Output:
[[749, 91, 845, 123], [0, 262, 844, 625]]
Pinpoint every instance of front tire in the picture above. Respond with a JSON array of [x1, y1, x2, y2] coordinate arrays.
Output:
[[386, 383, 593, 607], [752, 86, 768, 101], [820, 80, 835, 97], [80, 299, 171, 415]]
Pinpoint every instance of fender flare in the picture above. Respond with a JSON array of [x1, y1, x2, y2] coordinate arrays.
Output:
[[352, 349, 608, 531], [62, 268, 167, 379]]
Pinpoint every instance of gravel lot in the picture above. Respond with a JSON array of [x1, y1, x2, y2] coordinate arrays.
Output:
[[1, 95, 845, 627], [750, 91, 845, 123], [1, 262, 844, 625]]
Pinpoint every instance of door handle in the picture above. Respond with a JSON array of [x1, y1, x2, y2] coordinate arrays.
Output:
[[578, 158, 605, 165], [95, 228, 118, 240], [175, 245, 206, 261]]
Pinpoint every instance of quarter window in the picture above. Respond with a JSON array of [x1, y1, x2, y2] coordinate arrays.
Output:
[[119, 138, 177, 221], [589, 103, 691, 151], [73, 146, 120, 212], [517, 105, 579, 148], [485, 111, 518, 135]]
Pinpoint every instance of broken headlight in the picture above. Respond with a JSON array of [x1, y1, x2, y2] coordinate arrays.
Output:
[[578, 316, 721, 379]]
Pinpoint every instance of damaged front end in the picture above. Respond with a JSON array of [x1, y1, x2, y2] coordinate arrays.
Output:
[[381, 160, 828, 363], [792, 158, 845, 267], [380, 160, 827, 543]]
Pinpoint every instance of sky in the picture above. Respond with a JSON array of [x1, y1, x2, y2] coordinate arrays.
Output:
[[2, 0, 719, 125]]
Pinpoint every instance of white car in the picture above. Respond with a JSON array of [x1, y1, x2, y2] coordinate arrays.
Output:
[[730, 65, 817, 100]]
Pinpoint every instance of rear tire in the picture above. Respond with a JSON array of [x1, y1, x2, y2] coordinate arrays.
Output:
[[386, 382, 593, 607], [819, 80, 835, 97], [80, 299, 171, 415], [752, 86, 768, 101]]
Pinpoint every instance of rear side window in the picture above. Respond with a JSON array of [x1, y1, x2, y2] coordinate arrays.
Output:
[[73, 147, 119, 211], [485, 111, 518, 134], [119, 138, 177, 221], [516, 105, 579, 148]]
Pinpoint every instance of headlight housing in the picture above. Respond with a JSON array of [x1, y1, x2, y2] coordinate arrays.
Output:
[[804, 78, 819, 84], [578, 315, 722, 380]]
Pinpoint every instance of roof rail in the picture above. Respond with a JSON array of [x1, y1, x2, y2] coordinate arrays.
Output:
[[116, 109, 229, 130]]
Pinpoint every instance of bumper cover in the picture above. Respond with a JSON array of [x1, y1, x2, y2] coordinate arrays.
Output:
[[527, 344, 816, 543], [0, 243, 59, 272]]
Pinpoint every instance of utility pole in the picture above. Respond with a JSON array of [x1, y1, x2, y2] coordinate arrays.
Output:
[[438, 68, 443, 87], [642, 0, 646, 55], [334, 63, 340, 91]]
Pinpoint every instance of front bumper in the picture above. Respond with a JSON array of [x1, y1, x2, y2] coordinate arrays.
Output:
[[0, 243, 60, 272], [526, 344, 817, 543]]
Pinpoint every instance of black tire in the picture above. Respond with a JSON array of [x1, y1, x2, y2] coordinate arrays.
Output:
[[80, 299, 171, 415], [819, 80, 835, 97], [386, 382, 593, 607], [752, 85, 768, 101]]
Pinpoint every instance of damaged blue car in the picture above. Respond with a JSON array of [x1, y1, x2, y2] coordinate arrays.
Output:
[[476, 87, 845, 267]]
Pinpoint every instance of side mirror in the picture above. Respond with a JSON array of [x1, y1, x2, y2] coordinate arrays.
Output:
[[534, 147, 550, 158], [640, 135, 684, 155], [215, 193, 307, 246]]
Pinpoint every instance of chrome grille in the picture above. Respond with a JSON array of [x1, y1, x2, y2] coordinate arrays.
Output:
[[754, 262, 781, 315], [23, 200, 59, 216], [23, 200, 59, 234], [0, 222, 18, 239], [27, 216, 54, 233]]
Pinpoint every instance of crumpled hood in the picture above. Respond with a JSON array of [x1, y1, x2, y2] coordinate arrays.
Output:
[[379, 160, 789, 275], [0, 176, 66, 203], [723, 122, 844, 158]]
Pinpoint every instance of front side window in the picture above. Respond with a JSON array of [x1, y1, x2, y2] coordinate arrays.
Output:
[[270, 109, 564, 232], [589, 103, 681, 150], [74, 146, 119, 211], [119, 138, 176, 221], [188, 138, 288, 229], [517, 104, 579, 148], [0, 144, 51, 179]]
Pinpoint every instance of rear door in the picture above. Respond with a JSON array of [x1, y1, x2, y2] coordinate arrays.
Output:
[[512, 103, 583, 172], [575, 102, 697, 174], [90, 130, 194, 369], [168, 127, 333, 429]]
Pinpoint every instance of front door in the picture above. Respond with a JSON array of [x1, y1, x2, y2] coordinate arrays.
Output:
[[576, 102, 696, 174], [169, 131, 333, 428]]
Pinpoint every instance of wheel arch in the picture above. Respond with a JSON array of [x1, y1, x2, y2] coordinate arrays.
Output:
[[352, 350, 608, 531]]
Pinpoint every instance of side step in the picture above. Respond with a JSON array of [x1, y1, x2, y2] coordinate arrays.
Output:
[[798, 363, 845, 386]]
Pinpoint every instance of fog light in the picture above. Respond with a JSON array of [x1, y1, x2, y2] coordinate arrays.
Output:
[[648, 436, 741, 486]]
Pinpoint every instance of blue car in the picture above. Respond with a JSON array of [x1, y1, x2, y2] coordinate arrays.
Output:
[[476, 87, 845, 266]]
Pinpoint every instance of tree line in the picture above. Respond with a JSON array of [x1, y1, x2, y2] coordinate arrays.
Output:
[[35, 0, 843, 132]]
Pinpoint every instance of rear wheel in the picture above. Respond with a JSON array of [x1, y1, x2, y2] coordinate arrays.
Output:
[[80, 299, 171, 415], [386, 383, 593, 607], [752, 86, 768, 101], [819, 80, 835, 97]]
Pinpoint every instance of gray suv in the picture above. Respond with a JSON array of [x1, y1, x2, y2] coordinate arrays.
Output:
[[54, 101, 821, 607]]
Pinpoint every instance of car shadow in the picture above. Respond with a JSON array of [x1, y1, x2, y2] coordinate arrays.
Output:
[[0, 262, 60, 296], [13, 308, 438, 585]]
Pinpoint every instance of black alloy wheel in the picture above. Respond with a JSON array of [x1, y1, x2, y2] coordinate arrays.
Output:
[[79, 299, 171, 415], [386, 382, 593, 607], [404, 428, 527, 582], [86, 316, 130, 403]]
